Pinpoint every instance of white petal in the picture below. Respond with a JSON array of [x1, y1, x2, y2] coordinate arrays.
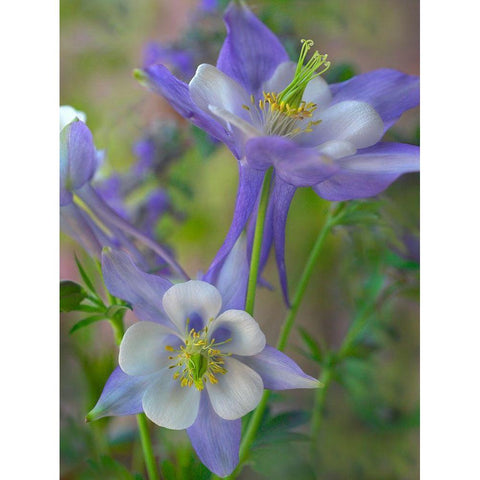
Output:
[[142, 369, 201, 430], [189, 64, 252, 120], [209, 310, 266, 356], [119, 322, 180, 376], [208, 105, 261, 139], [206, 357, 263, 420], [303, 76, 332, 111], [317, 140, 357, 160], [60, 105, 86, 131], [162, 280, 222, 333], [262, 61, 296, 93], [298, 100, 384, 149]]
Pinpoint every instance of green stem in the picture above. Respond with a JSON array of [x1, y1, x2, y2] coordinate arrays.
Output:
[[245, 168, 273, 315], [228, 205, 337, 479], [137, 413, 161, 480], [110, 315, 124, 346], [276, 207, 335, 352]]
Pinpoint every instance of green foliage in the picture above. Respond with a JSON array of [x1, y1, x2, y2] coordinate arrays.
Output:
[[60, 280, 87, 312], [254, 410, 310, 446], [69, 314, 109, 334], [85, 455, 143, 480], [298, 326, 324, 364]]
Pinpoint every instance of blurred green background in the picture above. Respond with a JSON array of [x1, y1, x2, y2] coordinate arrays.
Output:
[[60, 1, 419, 479]]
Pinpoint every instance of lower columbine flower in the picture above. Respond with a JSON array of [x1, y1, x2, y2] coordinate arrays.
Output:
[[88, 245, 319, 477]]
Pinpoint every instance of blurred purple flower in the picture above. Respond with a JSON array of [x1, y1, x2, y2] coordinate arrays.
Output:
[[200, 0, 219, 13], [132, 138, 156, 177], [143, 42, 196, 80], [88, 238, 318, 477], [59, 114, 187, 278], [139, 1, 420, 302]]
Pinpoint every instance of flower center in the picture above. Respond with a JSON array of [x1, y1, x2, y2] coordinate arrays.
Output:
[[166, 320, 231, 391], [242, 39, 330, 139]]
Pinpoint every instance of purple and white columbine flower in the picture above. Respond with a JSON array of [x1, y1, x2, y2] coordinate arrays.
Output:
[[88, 239, 319, 477], [139, 1, 420, 302], [59, 109, 186, 278]]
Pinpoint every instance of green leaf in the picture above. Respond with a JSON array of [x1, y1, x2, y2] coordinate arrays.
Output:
[[385, 250, 420, 271], [298, 326, 323, 363], [160, 460, 177, 480], [85, 455, 142, 480], [343, 339, 380, 360], [254, 410, 310, 446], [60, 280, 87, 312], [74, 254, 97, 294], [69, 314, 107, 334], [335, 200, 382, 227], [105, 304, 130, 318]]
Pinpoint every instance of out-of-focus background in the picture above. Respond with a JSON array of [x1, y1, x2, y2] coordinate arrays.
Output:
[[60, 1, 419, 478]]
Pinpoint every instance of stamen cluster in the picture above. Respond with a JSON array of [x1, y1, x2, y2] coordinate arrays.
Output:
[[166, 320, 230, 391], [243, 91, 321, 138], [241, 39, 329, 139]]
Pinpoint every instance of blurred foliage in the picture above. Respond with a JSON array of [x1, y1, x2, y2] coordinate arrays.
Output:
[[61, 0, 419, 479]]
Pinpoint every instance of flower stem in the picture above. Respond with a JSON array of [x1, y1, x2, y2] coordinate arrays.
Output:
[[137, 413, 161, 480], [276, 206, 335, 352], [228, 204, 338, 479], [244, 168, 273, 315]]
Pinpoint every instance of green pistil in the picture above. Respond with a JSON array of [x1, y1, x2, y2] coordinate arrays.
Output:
[[277, 39, 330, 109]]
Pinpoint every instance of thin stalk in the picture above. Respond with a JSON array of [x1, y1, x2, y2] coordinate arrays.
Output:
[[245, 168, 273, 315], [276, 208, 335, 352], [228, 206, 337, 479], [137, 413, 161, 480]]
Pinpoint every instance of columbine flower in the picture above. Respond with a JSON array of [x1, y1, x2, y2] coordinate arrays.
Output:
[[138, 1, 420, 302], [88, 238, 319, 477], [59, 111, 187, 277], [60, 105, 86, 131]]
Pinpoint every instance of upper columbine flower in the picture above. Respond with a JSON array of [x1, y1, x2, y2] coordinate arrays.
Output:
[[88, 240, 319, 477], [139, 0, 419, 302]]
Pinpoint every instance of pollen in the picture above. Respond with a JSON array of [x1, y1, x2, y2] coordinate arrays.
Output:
[[167, 320, 231, 391], [240, 39, 331, 139]]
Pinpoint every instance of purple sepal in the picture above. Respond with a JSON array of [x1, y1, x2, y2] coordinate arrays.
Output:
[[187, 392, 241, 478], [240, 345, 319, 390], [60, 120, 97, 206], [330, 69, 420, 132], [204, 161, 265, 281], [86, 367, 152, 421], [246, 135, 338, 187], [271, 177, 297, 305], [206, 234, 249, 312], [313, 142, 419, 201], [245, 174, 296, 305], [143, 64, 237, 156], [217, 2, 288, 95], [101, 248, 173, 325]]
